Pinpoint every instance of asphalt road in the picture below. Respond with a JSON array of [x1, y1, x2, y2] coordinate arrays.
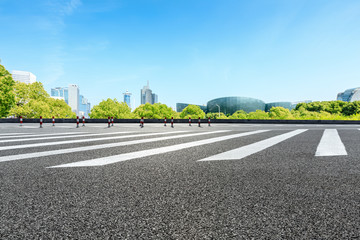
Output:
[[1, 123, 360, 239]]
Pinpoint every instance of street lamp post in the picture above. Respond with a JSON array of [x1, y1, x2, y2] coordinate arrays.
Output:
[[215, 104, 220, 118]]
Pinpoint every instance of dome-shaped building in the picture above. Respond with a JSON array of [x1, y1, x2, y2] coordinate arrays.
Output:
[[207, 97, 266, 115]]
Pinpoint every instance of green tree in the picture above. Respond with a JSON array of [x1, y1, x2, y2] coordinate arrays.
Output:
[[229, 110, 248, 119], [247, 110, 269, 119], [268, 107, 292, 119], [0, 64, 15, 117], [133, 103, 177, 119], [90, 98, 132, 119], [180, 104, 206, 119], [342, 101, 360, 116], [206, 112, 228, 119], [47, 98, 76, 118]]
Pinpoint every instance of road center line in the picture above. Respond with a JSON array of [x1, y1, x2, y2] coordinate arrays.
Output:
[[0, 131, 185, 151], [48, 130, 268, 168], [315, 129, 347, 156], [198, 129, 308, 161]]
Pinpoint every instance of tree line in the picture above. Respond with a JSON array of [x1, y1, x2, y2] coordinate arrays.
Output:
[[3, 64, 360, 120]]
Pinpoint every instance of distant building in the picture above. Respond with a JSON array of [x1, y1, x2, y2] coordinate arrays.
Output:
[[123, 90, 132, 108], [68, 84, 79, 115], [51, 84, 90, 116], [337, 88, 360, 102], [177, 98, 312, 114], [11, 70, 36, 84], [51, 87, 68, 103], [141, 81, 158, 104], [79, 95, 91, 118]]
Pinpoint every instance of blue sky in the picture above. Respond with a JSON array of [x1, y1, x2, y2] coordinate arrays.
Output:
[[1, 0, 360, 109]]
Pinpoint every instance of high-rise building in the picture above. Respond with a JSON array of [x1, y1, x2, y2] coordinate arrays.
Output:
[[123, 90, 132, 108], [68, 84, 79, 115], [141, 81, 158, 104], [51, 87, 68, 103], [337, 88, 360, 102], [50, 84, 90, 116], [11, 70, 36, 84], [79, 95, 91, 118]]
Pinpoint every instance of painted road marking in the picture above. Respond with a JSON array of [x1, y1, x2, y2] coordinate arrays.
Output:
[[0, 132, 87, 141], [0, 131, 128, 144], [0, 133, 33, 136], [198, 129, 308, 161], [48, 130, 268, 168], [0, 131, 186, 151], [315, 129, 347, 156], [0, 131, 231, 163]]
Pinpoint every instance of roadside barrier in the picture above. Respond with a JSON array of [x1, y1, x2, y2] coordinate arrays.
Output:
[[198, 117, 201, 127], [40, 116, 43, 128], [111, 117, 114, 127], [76, 116, 79, 128], [208, 117, 211, 127], [108, 117, 111, 128], [164, 117, 167, 127], [82, 116, 85, 127], [171, 117, 174, 128], [20, 116, 23, 126], [52, 116, 55, 126], [189, 117, 191, 126], [140, 117, 144, 128]]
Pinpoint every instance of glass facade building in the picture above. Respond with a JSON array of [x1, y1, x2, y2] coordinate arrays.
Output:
[[51, 87, 68, 103], [207, 97, 266, 115], [123, 90, 132, 108], [141, 81, 158, 104], [337, 88, 360, 102]]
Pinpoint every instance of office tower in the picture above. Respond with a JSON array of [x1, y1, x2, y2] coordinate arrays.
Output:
[[140, 81, 158, 104], [123, 90, 132, 108], [68, 84, 79, 115], [51, 87, 68, 103], [79, 95, 91, 117], [11, 70, 37, 84]]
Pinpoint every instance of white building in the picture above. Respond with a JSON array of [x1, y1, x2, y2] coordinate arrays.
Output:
[[68, 84, 79, 115], [11, 70, 37, 84]]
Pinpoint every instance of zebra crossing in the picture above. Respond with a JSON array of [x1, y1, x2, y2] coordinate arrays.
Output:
[[0, 128, 354, 168]]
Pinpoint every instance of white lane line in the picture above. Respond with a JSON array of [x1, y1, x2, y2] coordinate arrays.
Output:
[[315, 129, 347, 156], [0, 132, 87, 140], [0, 131, 187, 151], [0, 130, 231, 163], [198, 129, 308, 161], [296, 125, 305, 126], [0, 131, 127, 144], [48, 130, 269, 168], [0, 133, 34, 136]]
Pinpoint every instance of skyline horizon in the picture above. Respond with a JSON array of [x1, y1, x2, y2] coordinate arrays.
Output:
[[2, 65, 355, 109]]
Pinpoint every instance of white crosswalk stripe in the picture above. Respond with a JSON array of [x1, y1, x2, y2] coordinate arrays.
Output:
[[0, 130, 232, 163], [198, 129, 308, 161], [0, 131, 187, 151], [0, 131, 126, 144], [315, 129, 347, 156], [0, 132, 86, 140], [0, 129, 355, 168], [0, 133, 33, 136], [48, 130, 268, 168]]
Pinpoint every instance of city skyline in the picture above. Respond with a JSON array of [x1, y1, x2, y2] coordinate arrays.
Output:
[[1, 0, 360, 109]]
